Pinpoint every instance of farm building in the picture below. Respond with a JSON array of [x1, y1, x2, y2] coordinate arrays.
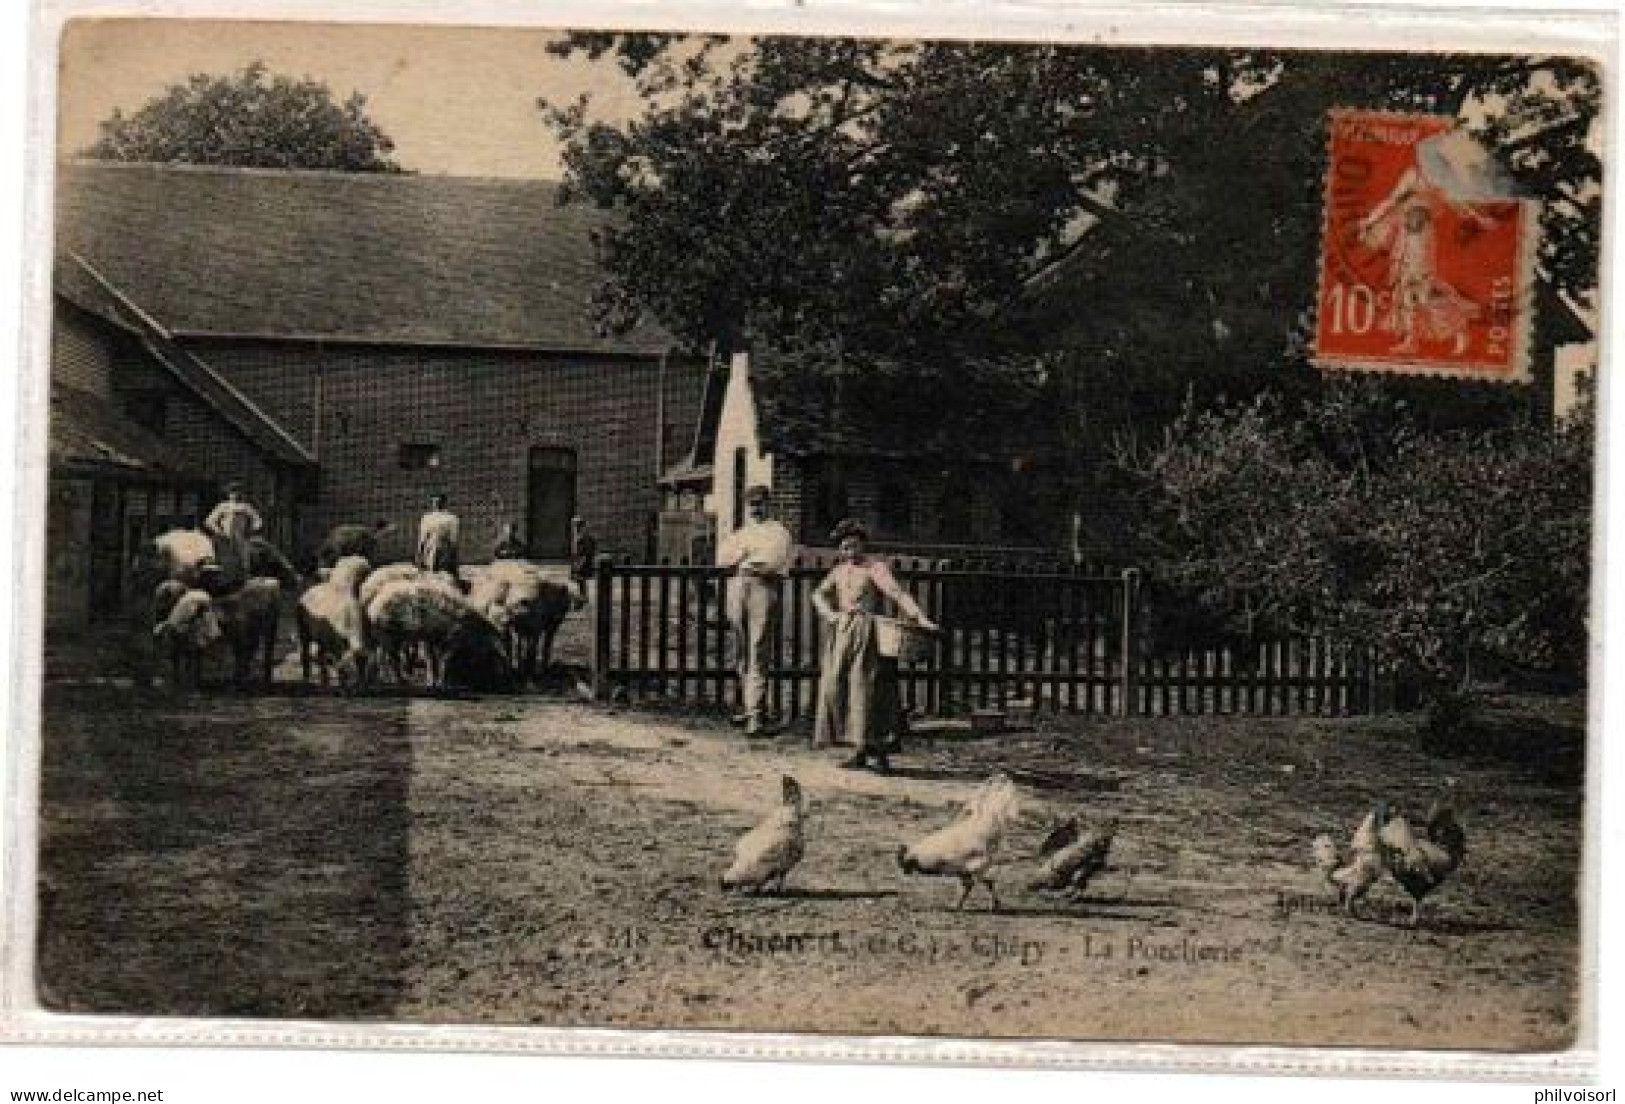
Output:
[[48, 251, 315, 629], [50, 160, 708, 623], [663, 350, 1080, 562]]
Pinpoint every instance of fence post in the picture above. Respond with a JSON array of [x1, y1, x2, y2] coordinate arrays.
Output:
[[592, 557, 613, 700], [1118, 567, 1140, 716]]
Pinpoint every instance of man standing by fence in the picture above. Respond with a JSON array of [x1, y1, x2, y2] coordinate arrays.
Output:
[[717, 484, 794, 738]]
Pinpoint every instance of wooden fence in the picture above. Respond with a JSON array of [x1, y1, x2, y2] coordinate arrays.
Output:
[[592, 557, 1384, 719]]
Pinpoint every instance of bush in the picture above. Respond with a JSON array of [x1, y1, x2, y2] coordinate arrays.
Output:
[[1119, 377, 1593, 710]]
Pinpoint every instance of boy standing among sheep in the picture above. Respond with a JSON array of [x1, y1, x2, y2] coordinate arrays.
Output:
[[417, 493, 461, 577], [716, 485, 794, 738], [204, 481, 264, 581]]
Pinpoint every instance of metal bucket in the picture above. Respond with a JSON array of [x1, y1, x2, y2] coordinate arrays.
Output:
[[875, 616, 937, 662]]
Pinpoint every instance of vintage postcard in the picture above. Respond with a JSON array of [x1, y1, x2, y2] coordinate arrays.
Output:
[[1, 2, 1611, 1077]]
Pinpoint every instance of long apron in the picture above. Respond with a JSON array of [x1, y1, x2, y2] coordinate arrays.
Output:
[[813, 610, 881, 750]]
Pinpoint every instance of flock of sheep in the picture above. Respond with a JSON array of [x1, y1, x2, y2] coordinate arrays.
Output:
[[147, 528, 583, 692]]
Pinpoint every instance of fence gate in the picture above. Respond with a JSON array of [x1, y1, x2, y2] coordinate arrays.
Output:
[[592, 558, 1380, 719]]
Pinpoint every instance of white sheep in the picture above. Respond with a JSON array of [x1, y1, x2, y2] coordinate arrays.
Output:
[[295, 555, 372, 688], [152, 586, 223, 689], [152, 529, 218, 587], [357, 564, 426, 679], [359, 561, 423, 612], [367, 574, 502, 690], [368, 578, 507, 689], [471, 561, 583, 686], [366, 574, 468, 689], [215, 577, 286, 689]]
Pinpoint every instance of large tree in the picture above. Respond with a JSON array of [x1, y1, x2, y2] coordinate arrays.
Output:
[[541, 37, 1599, 446], [87, 60, 400, 172]]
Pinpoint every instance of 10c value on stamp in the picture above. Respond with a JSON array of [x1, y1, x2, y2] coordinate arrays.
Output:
[[1315, 109, 1536, 383]]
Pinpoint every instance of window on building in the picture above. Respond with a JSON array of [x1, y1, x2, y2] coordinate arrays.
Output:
[[731, 447, 748, 529], [398, 443, 441, 471]]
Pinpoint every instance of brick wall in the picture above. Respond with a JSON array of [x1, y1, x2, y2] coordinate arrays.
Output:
[[772, 461, 808, 547], [190, 339, 708, 563], [106, 347, 291, 548], [786, 455, 1054, 549]]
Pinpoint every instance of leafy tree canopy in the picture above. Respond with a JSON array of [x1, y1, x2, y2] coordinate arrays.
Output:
[[87, 60, 400, 173], [541, 36, 1599, 444]]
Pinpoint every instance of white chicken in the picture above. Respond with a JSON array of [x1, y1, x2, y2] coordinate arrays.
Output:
[[897, 773, 1021, 911], [721, 776, 806, 895], [1311, 806, 1385, 916]]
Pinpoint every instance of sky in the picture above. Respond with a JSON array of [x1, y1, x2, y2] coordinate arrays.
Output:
[[56, 19, 650, 178]]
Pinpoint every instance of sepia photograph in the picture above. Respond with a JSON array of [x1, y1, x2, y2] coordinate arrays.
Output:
[[12, 9, 1607, 1062]]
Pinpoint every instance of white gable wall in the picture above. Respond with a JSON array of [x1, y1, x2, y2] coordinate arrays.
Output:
[[705, 351, 775, 549]]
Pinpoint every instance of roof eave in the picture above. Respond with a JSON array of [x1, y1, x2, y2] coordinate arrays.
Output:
[[63, 253, 318, 468], [172, 328, 686, 358]]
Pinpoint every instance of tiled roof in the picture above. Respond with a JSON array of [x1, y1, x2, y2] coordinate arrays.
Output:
[[55, 252, 316, 468], [657, 459, 714, 488], [51, 382, 207, 480], [55, 160, 676, 354]]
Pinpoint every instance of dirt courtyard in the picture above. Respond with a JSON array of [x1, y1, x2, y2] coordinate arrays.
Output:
[[33, 684, 1583, 1050]]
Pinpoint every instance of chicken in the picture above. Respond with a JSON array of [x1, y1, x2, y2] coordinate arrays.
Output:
[[897, 773, 1021, 911], [1029, 816, 1118, 902], [1375, 801, 1467, 927], [721, 776, 806, 895], [1311, 807, 1385, 915]]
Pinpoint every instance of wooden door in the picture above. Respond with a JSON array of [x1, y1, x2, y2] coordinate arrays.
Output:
[[526, 447, 577, 560]]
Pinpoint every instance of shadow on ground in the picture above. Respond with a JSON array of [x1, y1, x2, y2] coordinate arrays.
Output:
[[36, 685, 415, 1019]]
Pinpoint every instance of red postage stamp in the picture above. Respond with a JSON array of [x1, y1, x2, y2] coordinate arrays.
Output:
[[1315, 110, 1536, 382]]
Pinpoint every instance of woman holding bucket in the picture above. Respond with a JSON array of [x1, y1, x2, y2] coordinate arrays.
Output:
[[811, 518, 938, 772]]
